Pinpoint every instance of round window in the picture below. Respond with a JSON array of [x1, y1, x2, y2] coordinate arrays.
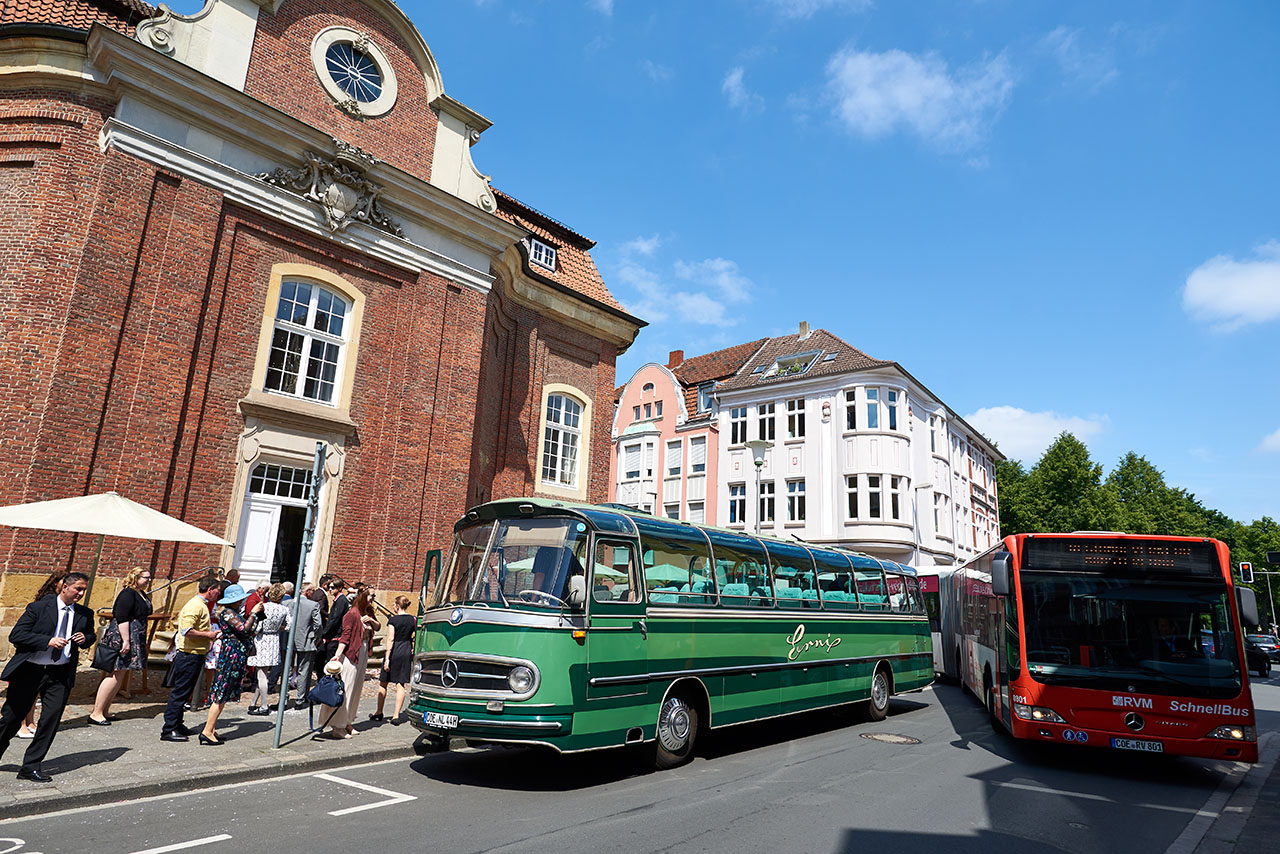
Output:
[[311, 27, 398, 118], [325, 42, 383, 103]]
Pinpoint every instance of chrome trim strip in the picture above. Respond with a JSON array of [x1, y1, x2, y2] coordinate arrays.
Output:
[[413, 651, 541, 700], [644, 607, 923, 621], [587, 651, 930, 687], [457, 718, 563, 732], [420, 607, 586, 630]]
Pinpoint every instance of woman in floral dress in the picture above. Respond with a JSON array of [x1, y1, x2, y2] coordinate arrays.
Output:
[[199, 584, 263, 745], [247, 583, 291, 714]]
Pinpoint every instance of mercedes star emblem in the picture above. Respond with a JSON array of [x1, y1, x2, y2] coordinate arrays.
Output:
[[441, 658, 460, 688], [1124, 712, 1145, 732]]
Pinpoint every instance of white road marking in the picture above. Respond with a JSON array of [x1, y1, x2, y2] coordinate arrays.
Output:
[[127, 834, 233, 854], [989, 781, 1208, 815], [0, 757, 409, 824], [315, 772, 417, 816]]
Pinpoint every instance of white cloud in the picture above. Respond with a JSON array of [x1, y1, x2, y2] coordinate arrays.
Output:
[[1041, 26, 1118, 92], [723, 66, 765, 114], [1260, 428, 1280, 453], [964, 406, 1109, 462], [588, 0, 613, 15], [1183, 241, 1280, 332], [622, 234, 662, 257], [765, 0, 872, 19], [674, 257, 752, 303], [642, 60, 673, 83], [613, 251, 754, 328], [825, 47, 1014, 151]]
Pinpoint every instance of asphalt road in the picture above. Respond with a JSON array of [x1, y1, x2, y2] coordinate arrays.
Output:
[[6, 672, 1278, 854]]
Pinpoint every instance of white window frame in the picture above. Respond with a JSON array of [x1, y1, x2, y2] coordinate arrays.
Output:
[[690, 436, 707, 474], [887, 390, 899, 431], [846, 475, 858, 520], [666, 440, 683, 477], [664, 503, 681, 519], [758, 402, 775, 441], [787, 479, 806, 522], [867, 474, 882, 519], [540, 393, 583, 490], [264, 279, 351, 406], [697, 383, 713, 413], [786, 398, 805, 440], [845, 390, 856, 432], [730, 407, 748, 445], [865, 388, 879, 430], [759, 481, 775, 524], [622, 443, 641, 480], [729, 483, 746, 525], [529, 238, 557, 271], [688, 501, 705, 524], [890, 476, 903, 521]]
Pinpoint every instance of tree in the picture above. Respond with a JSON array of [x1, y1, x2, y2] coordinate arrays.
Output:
[[995, 459, 1032, 536], [1022, 432, 1116, 533]]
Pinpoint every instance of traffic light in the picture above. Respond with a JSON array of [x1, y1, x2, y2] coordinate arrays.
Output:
[[1239, 561, 1254, 584], [1267, 551, 1280, 565]]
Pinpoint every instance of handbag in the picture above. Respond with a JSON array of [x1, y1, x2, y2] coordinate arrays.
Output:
[[308, 673, 345, 708], [91, 642, 119, 673]]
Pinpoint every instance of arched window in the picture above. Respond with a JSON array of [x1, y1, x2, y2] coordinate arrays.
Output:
[[541, 393, 583, 489], [264, 280, 349, 405]]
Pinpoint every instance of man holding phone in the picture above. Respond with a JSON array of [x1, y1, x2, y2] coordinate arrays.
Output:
[[0, 571, 96, 782]]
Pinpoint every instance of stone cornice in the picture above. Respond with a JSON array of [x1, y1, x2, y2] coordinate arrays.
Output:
[[498, 246, 643, 354], [84, 25, 525, 264], [431, 93, 492, 135], [238, 391, 357, 438]]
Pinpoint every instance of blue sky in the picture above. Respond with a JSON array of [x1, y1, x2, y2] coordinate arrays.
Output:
[[176, 0, 1280, 523]]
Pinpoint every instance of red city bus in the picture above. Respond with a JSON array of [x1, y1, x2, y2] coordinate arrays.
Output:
[[951, 533, 1260, 762]]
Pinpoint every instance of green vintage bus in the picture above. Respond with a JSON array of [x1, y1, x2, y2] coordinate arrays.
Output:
[[409, 498, 933, 768]]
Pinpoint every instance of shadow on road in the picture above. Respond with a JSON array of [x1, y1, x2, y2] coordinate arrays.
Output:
[[835, 827, 1072, 854], [409, 697, 932, 791]]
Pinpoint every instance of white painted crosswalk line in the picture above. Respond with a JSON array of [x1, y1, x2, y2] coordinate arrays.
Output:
[[315, 772, 417, 816], [128, 834, 233, 854]]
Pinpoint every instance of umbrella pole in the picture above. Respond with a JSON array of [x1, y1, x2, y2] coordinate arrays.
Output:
[[85, 533, 104, 604]]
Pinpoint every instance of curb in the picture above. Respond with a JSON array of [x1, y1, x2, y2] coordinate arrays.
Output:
[[0, 743, 417, 822]]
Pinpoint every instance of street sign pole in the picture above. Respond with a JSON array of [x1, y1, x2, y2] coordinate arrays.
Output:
[[272, 442, 326, 749]]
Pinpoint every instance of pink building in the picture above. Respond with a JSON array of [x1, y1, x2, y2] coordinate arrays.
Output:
[[610, 342, 765, 520]]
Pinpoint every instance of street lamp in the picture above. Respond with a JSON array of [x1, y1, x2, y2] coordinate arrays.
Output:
[[745, 439, 772, 535]]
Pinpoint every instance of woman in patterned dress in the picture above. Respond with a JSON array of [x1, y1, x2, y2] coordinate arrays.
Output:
[[247, 583, 290, 714], [199, 584, 263, 745], [89, 566, 153, 725]]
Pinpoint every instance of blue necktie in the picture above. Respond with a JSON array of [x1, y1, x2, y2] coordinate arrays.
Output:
[[55, 606, 71, 663]]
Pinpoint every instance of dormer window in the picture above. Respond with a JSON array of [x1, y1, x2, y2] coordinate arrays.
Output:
[[697, 383, 713, 413], [763, 350, 820, 379], [529, 238, 557, 271]]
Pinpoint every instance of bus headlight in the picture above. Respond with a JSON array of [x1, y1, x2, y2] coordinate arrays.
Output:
[[412, 660, 423, 684], [1207, 724, 1256, 741], [508, 666, 534, 693], [1013, 703, 1066, 724]]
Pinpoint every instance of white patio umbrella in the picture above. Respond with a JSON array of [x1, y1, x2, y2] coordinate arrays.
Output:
[[0, 491, 231, 599]]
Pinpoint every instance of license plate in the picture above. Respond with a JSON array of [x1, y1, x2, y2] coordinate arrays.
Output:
[[423, 712, 459, 730], [1111, 737, 1163, 753]]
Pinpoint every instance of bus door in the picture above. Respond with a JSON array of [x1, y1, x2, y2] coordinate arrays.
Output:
[[586, 538, 649, 700]]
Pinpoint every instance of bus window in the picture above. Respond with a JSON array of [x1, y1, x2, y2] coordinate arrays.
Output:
[[884, 573, 909, 612], [706, 530, 772, 607], [906, 576, 926, 615], [634, 516, 715, 605], [850, 556, 886, 611], [593, 540, 639, 603], [813, 550, 857, 611], [765, 540, 819, 609]]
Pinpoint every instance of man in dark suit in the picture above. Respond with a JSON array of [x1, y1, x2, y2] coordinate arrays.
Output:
[[0, 571, 96, 782]]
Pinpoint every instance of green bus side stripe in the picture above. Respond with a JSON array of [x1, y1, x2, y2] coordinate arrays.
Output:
[[588, 651, 931, 687]]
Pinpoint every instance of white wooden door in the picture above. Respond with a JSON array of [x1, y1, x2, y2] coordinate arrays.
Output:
[[233, 497, 280, 588]]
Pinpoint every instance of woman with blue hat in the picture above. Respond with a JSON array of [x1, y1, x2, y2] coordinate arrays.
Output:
[[198, 583, 264, 745]]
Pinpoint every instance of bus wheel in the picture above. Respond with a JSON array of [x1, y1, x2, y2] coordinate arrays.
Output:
[[653, 694, 698, 770], [867, 666, 891, 721]]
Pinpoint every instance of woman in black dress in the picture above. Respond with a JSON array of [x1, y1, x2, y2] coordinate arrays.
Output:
[[89, 566, 153, 725], [370, 596, 416, 723]]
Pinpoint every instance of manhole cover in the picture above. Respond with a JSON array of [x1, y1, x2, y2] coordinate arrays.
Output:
[[860, 733, 921, 745]]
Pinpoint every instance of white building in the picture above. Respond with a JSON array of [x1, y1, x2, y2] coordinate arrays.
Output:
[[713, 323, 1002, 569]]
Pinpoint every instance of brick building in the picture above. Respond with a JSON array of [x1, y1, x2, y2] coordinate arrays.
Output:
[[0, 0, 643, 615]]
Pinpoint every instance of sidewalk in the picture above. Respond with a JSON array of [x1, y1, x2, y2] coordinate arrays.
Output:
[[1192, 732, 1280, 854], [0, 665, 418, 820]]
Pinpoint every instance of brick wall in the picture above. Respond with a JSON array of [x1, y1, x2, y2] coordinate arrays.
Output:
[[244, 0, 439, 184]]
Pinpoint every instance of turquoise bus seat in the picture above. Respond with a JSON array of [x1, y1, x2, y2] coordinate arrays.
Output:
[[722, 583, 750, 598]]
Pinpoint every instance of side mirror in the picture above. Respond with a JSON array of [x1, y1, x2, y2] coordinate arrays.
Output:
[[566, 575, 586, 610], [990, 551, 1013, 597], [1237, 586, 1259, 628]]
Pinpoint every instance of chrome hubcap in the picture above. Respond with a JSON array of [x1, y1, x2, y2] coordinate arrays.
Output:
[[872, 673, 888, 709], [657, 697, 692, 752]]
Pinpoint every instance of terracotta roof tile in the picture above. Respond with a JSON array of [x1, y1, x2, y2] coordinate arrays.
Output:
[[716, 329, 894, 393], [1, 0, 153, 34], [492, 189, 629, 315], [668, 338, 768, 416]]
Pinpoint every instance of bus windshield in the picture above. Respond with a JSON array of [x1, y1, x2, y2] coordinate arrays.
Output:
[[432, 516, 591, 610], [1020, 571, 1242, 698]]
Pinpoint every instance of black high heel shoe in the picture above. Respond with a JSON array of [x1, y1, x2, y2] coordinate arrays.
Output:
[[198, 733, 224, 746]]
